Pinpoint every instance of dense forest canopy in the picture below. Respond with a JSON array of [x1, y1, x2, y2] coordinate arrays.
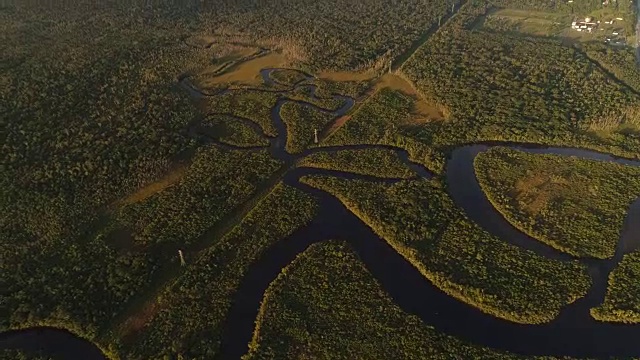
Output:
[[1, 0, 639, 357]]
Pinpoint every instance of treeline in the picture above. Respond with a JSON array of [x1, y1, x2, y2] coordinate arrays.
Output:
[[246, 241, 561, 359], [115, 147, 282, 248], [2, 1, 211, 271], [194, 0, 452, 71], [324, 89, 446, 174], [592, 250, 640, 323], [279, 102, 336, 154], [2, 146, 282, 344], [0, 349, 48, 360], [120, 184, 317, 359], [206, 90, 281, 136], [581, 43, 640, 94], [400, 1, 640, 157], [299, 148, 416, 179], [199, 115, 270, 148], [474, 147, 640, 259], [1, 2, 291, 341], [302, 175, 591, 324]]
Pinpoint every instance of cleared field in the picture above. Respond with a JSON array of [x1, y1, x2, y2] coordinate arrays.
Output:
[[474, 147, 640, 259], [477, 8, 568, 36], [402, 3, 640, 158], [197, 52, 289, 87], [476, 2, 637, 45]]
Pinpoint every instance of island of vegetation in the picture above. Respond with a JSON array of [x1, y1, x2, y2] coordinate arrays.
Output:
[[474, 147, 640, 259], [246, 240, 573, 360], [2, 0, 639, 358], [592, 250, 640, 323], [301, 175, 591, 324]]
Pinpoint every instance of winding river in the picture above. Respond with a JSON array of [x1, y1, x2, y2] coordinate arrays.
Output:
[[3, 68, 639, 359]]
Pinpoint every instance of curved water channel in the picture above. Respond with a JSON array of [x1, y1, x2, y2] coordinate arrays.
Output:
[[3, 68, 639, 359]]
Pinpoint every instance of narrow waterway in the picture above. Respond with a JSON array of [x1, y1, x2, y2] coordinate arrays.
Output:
[[4, 67, 639, 360]]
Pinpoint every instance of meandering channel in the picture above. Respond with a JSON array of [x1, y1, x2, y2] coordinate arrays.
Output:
[[3, 67, 639, 360], [216, 68, 640, 359]]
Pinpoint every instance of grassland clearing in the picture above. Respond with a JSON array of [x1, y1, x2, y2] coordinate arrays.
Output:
[[475, 8, 569, 36], [115, 164, 189, 207], [475, 147, 640, 259], [197, 52, 289, 88]]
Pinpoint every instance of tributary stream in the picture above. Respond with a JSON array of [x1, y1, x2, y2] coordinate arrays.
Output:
[[3, 68, 639, 360]]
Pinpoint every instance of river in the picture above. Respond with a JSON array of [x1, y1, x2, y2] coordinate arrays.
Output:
[[3, 68, 639, 360]]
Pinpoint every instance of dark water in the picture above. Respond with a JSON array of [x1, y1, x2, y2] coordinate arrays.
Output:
[[4, 68, 639, 360], [0, 327, 106, 360]]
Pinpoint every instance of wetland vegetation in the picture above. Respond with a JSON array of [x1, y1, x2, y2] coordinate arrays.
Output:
[[2, 0, 640, 358], [592, 250, 640, 323], [118, 184, 317, 359], [301, 176, 591, 324], [298, 148, 416, 178], [247, 241, 572, 360], [475, 147, 640, 259]]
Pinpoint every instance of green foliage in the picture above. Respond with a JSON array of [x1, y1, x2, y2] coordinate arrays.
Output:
[[120, 184, 317, 359], [194, 0, 451, 71], [247, 241, 573, 360], [592, 251, 640, 323], [475, 147, 640, 259], [326, 89, 414, 145], [201, 115, 270, 148], [1, 146, 281, 342], [288, 86, 348, 110], [582, 43, 640, 94], [279, 102, 336, 154], [309, 78, 372, 99], [269, 69, 309, 85], [1, 221, 157, 339], [401, 5, 640, 157], [324, 89, 446, 173], [207, 91, 281, 136], [299, 148, 415, 178], [0, 349, 49, 360], [116, 147, 282, 248], [1, 3, 213, 231], [1, 7, 215, 339], [302, 176, 591, 323]]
